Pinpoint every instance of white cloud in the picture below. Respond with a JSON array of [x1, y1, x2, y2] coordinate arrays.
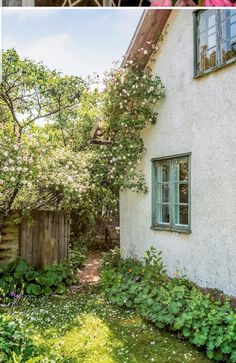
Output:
[[2, 9, 142, 79], [20, 33, 80, 74]]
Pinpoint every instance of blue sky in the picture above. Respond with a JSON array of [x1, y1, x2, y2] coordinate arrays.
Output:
[[2, 8, 143, 78]]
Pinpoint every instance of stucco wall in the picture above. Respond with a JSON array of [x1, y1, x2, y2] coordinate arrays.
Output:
[[120, 10, 236, 296]]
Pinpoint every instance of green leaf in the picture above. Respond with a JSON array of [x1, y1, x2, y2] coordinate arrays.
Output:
[[26, 283, 42, 296]]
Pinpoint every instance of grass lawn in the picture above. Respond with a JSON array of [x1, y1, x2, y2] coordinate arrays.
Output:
[[5, 287, 212, 363]]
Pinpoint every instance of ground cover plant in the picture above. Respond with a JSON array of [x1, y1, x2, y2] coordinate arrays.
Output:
[[68, 246, 87, 270], [0, 259, 77, 304], [3, 288, 211, 363], [100, 248, 236, 362], [0, 315, 39, 363]]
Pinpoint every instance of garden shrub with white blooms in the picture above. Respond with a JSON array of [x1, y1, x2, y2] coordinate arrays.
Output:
[[0, 48, 165, 232]]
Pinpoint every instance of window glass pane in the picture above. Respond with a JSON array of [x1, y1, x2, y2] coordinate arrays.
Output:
[[162, 184, 169, 203], [208, 33, 216, 49], [157, 183, 169, 203], [205, 48, 217, 69], [157, 204, 170, 224], [207, 11, 216, 29], [197, 10, 217, 74], [161, 162, 170, 182], [175, 184, 189, 204], [175, 205, 188, 226], [221, 10, 236, 63], [173, 159, 188, 182]]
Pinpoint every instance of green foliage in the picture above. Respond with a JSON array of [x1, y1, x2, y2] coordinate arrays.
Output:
[[0, 259, 77, 303], [1, 49, 165, 237], [68, 246, 87, 270], [0, 315, 37, 363], [101, 248, 236, 362], [5, 291, 211, 363]]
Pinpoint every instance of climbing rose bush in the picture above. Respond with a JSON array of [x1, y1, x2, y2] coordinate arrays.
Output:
[[86, 61, 165, 220]]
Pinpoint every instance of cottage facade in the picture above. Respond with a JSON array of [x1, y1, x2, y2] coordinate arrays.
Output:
[[120, 9, 236, 296]]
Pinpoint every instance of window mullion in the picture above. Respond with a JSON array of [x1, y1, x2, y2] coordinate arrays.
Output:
[[216, 10, 222, 67], [170, 160, 175, 229]]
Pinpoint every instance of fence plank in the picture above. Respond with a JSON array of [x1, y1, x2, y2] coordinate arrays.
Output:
[[20, 211, 69, 268], [0, 211, 20, 264]]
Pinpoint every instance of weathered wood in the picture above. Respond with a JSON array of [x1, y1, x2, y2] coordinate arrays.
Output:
[[20, 211, 70, 268], [2, 0, 34, 5], [0, 211, 20, 264], [0, 211, 69, 268], [123, 10, 172, 68]]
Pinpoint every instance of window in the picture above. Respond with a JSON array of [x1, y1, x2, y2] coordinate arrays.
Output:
[[194, 10, 236, 76], [152, 155, 191, 233]]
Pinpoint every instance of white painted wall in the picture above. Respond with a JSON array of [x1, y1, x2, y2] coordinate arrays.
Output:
[[120, 10, 236, 296]]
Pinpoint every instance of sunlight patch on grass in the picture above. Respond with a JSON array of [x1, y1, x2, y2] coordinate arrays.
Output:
[[4, 290, 212, 363]]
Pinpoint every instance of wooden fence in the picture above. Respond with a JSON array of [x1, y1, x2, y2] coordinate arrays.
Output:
[[0, 211, 70, 268]]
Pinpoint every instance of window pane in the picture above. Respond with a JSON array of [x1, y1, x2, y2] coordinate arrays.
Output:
[[157, 204, 170, 224], [221, 10, 236, 63], [208, 33, 216, 49], [161, 162, 170, 182], [175, 205, 188, 226], [205, 48, 217, 70], [197, 10, 217, 73], [175, 184, 189, 204], [162, 184, 169, 203], [173, 159, 188, 182], [157, 183, 169, 203]]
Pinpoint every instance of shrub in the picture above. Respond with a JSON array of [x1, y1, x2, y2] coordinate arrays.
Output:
[[0, 315, 37, 362], [0, 259, 77, 304], [100, 247, 236, 362]]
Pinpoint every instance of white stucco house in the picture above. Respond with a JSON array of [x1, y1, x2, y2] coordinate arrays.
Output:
[[120, 9, 236, 296]]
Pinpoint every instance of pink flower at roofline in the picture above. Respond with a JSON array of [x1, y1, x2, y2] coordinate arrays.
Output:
[[150, 0, 235, 4], [150, 0, 172, 5], [204, 0, 235, 5]]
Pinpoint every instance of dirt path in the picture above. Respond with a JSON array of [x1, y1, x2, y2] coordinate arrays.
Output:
[[78, 251, 104, 284]]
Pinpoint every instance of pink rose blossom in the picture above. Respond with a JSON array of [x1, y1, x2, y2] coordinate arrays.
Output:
[[150, 0, 172, 5], [203, 0, 235, 5]]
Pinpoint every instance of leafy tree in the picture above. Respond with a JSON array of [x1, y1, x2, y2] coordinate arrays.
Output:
[[0, 49, 86, 232], [0, 48, 165, 236]]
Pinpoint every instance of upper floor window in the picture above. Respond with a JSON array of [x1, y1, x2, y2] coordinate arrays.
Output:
[[152, 154, 191, 233], [194, 10, 236, 76]]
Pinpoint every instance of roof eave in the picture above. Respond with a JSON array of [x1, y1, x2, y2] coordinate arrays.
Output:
[[122, 9, 172, 70]]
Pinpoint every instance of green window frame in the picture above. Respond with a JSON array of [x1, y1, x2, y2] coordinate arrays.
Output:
[[152, 154, 191, 233], [193, 10, 236, 77]]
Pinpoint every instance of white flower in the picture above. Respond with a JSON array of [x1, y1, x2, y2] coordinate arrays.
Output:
[[143, 50, 148, 55], [0, 180, 4, 185], [13, 144, 19, 151], [27, 182, 32, 189]]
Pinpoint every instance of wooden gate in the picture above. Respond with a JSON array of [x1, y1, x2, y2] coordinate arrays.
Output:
[[20, 211, 70, 268]]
